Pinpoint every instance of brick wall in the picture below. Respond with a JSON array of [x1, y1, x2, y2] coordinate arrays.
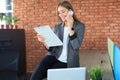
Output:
[[13, 0, 120, 72]]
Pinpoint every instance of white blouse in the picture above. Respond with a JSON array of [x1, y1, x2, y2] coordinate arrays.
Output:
[[58, 27, 70, 63]]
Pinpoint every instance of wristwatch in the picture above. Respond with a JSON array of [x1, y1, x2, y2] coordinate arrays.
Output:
[[71, 27, 74, 30]]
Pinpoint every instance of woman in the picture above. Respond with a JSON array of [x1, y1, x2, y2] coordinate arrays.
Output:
[[30, 1, 85, 80]]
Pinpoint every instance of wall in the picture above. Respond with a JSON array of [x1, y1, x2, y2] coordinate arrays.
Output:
[[13, 0, 120, 72]]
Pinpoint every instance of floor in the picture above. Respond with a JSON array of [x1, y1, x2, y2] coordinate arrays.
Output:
[[26, 50, 115, 80]]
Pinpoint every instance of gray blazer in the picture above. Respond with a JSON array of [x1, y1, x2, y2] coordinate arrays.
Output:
[[46, 21, 85, 68]]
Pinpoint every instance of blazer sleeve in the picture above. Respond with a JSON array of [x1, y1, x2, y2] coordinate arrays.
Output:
[[69, 22, 85, 50]]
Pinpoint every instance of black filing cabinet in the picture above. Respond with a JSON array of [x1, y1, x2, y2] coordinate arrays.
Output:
[[0, 29, 26, 80]]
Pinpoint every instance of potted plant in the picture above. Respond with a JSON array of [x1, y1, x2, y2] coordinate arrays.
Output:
[[0, 13, 4, 22], [5, 16, 12, 29], [4, 16, 19, 29], [88, 66, 103, 80], [0, 13, 5, 29], [12, 16, 19, 29], [5, 16, 12, 24], [12, 16, 18, 25]]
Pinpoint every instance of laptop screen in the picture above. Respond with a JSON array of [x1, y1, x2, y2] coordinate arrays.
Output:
[[47, 67, 86, 80]]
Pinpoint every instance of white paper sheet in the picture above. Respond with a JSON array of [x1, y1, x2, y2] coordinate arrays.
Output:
[[34, 25, 63, 48]]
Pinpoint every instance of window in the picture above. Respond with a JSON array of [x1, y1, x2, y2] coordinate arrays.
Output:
[[0, 0, 13, 24]]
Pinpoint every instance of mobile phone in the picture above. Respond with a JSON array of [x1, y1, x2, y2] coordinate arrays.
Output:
[[69, 9, 74, 16]]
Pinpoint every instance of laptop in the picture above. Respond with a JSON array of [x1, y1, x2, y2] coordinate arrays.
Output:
[[47, 67, 86, 80]]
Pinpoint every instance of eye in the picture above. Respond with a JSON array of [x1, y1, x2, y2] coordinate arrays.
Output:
[[58, 11, 64, 15], [61, 10, 65, 14]]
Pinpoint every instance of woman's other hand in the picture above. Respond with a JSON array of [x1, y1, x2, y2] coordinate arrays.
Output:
[[37, 34, 49, 49], [37, 34, 45, 43]]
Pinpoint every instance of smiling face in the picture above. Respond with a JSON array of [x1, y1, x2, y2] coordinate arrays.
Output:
[[57, 6, 69, 22]]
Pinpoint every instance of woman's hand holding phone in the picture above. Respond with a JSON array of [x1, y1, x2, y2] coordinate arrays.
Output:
[[65, 10, 75, 36], [65, 10, 74, 29]]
